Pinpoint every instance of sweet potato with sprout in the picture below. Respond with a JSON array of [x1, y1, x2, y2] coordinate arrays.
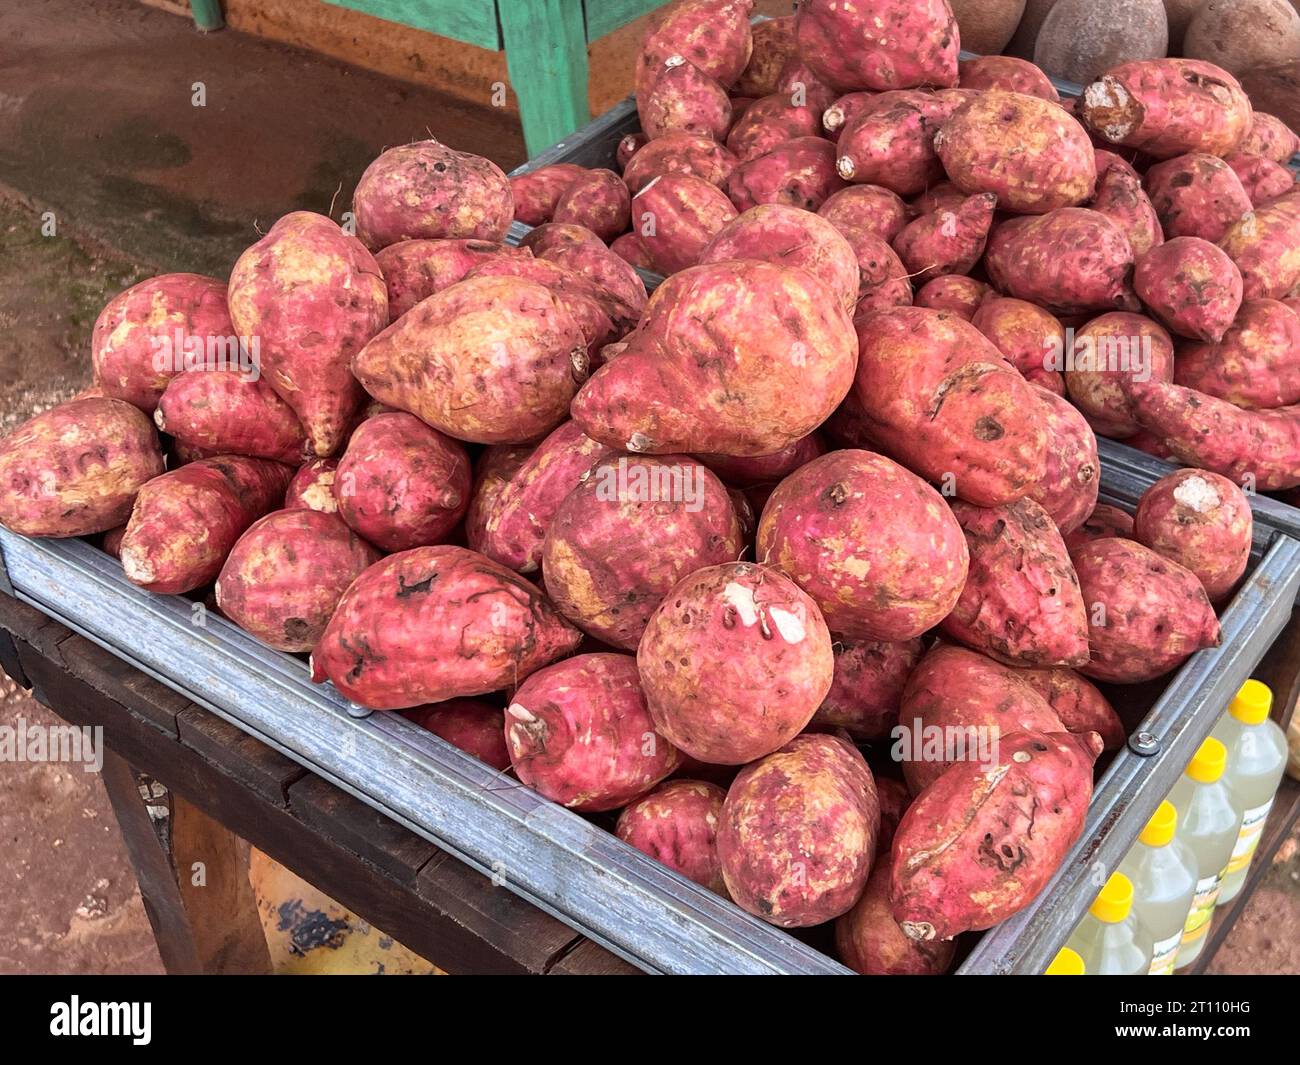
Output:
[[724, 94, 820, 162], [0, 398, 164, 537], [1018, 667, 1125, 750], [227, 212, 388, 457], [1134, 469, 1252, 602], [506, 653, 681, 812], [352, 275, 588, 445], [725, 136, 844, 212], [1079, 59, 1252, 159], [1240, 112, 1300, 163], [154, 370, 306, 464], [1089, 157, 1164, 259], [1062, 312, 1175, 438], [543, 455, 742, 649], [699, 204, 859, 311], [637, 561, 833, 764], [891, 729, 1102, 941], [622, 133, 738, 194], [892, 193, 997, 281], [794, 0, 959, 92], [1219, 197, 1300, 301], [572, 260, 856, 456], [509, 164, 586, 226], [284, 458, 339, 513], [374, 239, 529, 322], [941, 498, 1091, 670], [758, 449, 969, 641], [91, 273, 233, 413], [834, 91, 957, 196], [853, 308, 1049, 506], [119, 456, 292, 595], [970, 297, 1067, 395], [1134, 237, 1244, 342], [699, 433, 824, 489], [469, 421, 612, 574], [1144, 154, 1252, 243], [616, 779, 728, 893], [958, 56, 1059, 101], [1225, 153, 1296, 207], [632, 173, 738, 275], [402, 699, 510, 771], [215, 509, 378, 651], [1028, 387, 1100, 535], [635, 0, 755, 97], [311, 545, 581, 709], [914, 276, 989, 320], [1073, 537, 1222, 682], [1175, 298, 1300, 408], [552, 169, 633, 243], [836, 857, 955, 975], [334, 412, 470, 552], [718, 733, 879, 927], [812, 637, 923, 740], [818, 184, 909, 243], [1064, 502, 1135, 554], [639, 55, 732, 142], [353, 141, 513, 248], [935, 91, 1097, 213], [984, 208, 1138, 315]]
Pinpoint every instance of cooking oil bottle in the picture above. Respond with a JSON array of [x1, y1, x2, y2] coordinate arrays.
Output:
[[1044, 947, 1085, 975], [1118, 800, 1197, 974], [1211, 680, 1288, 906], [1064, 872, 1153, 975], [1170, 737, 1238, 970]]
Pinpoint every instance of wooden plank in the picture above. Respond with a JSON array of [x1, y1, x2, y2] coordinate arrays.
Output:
[[59, 637, 183, 739], [0, 590, 74, 667], [584, 0, 664, 41], [500, 0, 591, 157], [176, 706, 307, 806], [322, 0, 501, 50], [548, 937, 642, 975]]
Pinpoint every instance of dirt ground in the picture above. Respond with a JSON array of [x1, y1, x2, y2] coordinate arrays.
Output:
[[0, 0, 1295, 977]]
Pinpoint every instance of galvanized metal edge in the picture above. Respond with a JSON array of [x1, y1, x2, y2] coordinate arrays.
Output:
[[0, 529, 850, 975]]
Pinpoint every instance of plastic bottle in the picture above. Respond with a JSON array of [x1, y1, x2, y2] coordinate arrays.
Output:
[[1211, 680, 1288, 905], [1044, 947, 1085, 975], [1169, 737, 1238, 970], [1064, 872, 1153, 975], [1119, 800, 1198, 975]]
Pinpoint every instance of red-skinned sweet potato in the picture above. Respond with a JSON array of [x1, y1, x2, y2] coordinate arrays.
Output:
[[757, 449, 970, 641], [463, 256, 615, 357], [1073, 537, 1222, 682], [812, 637, 924, 740], [509, 164, 587, 226], [543, 454, 743, 649], [936, 91, 1097, 213], [215, 508, 379, 651], [374, 239, 530, 321], [834, 91, 958, 196], [892, 193, 997, 280], [794, 0, 959, 92], [724, 94, 821, 162], [637, 561, 834, 764], [914, 275, 990, 319], [119, 456, 292, 595], [836, 857, 955, 975], [284, 457, 339, 513], [310, 545, 581, 709], [718, 733, 879, 927], [631, 173, 738, 275], [818, 184, 910, 243], [1029, 386, 1100, 534], [572, 260, 856, 456], [1219, 196, 1300, 301], [622, 132, 738, 194], [227, 212, 388, 457], [616, 779, 728, 893], [609, 232, 654, 270], [333, 412, 470, 552], [821, 91, 879, 141], [506, 653, 681, 812], [353, 141, 513, 248], [853, 307, 1049, 506], [0, 398, 165, 538], [534, 237, 649, 333], [1018, 667, 1126, 750], [726, 136, 845, 211], [1145, 154, 1253, 243], [154, 370, 306, 464], [1174, 298, 1300, 408], [1062, 311, 1175, 438], [1089, 154, 1164, 258], [910, 181, 968, 216], [1240, 112, 1300, 163], [970, 297, 1068, 395], [640, 55, 733, 142], [958, 55, 1059, 101], [1134, 237, 1244, 342], [1134, 469, 1252, 602], [617, 133, 648, 170], [1063, 502, 1136, 554], [635, 0, 755, 97], [698, 433, 825, 489], [699, 203, 859, 311], [463, 446, 530, 554], [891, 729, 1102, 940], [735, 14, 795, 98], [518, 221, 604, 256], [875, 777, 912, 857], [352, 275, 588, 445], [91, 274, 233, 413], [1079, 59, 1252, 159], [1225, 152, 1296, 207], [401, 699, 510, 771], [551, 169, 633, 242]]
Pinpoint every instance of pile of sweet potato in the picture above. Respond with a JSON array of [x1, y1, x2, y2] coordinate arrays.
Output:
[[4, 0, 1298, 975]]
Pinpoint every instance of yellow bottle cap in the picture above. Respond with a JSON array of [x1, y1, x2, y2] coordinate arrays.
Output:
[[1185, 737, 1227, 784], [1229, 679, 1273, 725], [1139, 800, 1178, 847], [1090, 871, 1133, 923], [1045, 947, 1085, 975]]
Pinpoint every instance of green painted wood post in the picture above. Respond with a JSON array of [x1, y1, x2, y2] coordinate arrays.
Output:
[[189, 0, 225, 31], [499, 0, 591, 157]]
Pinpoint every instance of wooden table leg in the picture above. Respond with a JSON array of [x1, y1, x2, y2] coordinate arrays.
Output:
[[500, 0, 591, 156]]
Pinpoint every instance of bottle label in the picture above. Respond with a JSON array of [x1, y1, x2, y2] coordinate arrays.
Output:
[[1181, 873, 1223, 946], [1224, 798, 1275, 875], [1148, 931, 1182, 975]]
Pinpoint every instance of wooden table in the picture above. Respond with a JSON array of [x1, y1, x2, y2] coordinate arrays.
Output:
[[0, 591, 637, 975]]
